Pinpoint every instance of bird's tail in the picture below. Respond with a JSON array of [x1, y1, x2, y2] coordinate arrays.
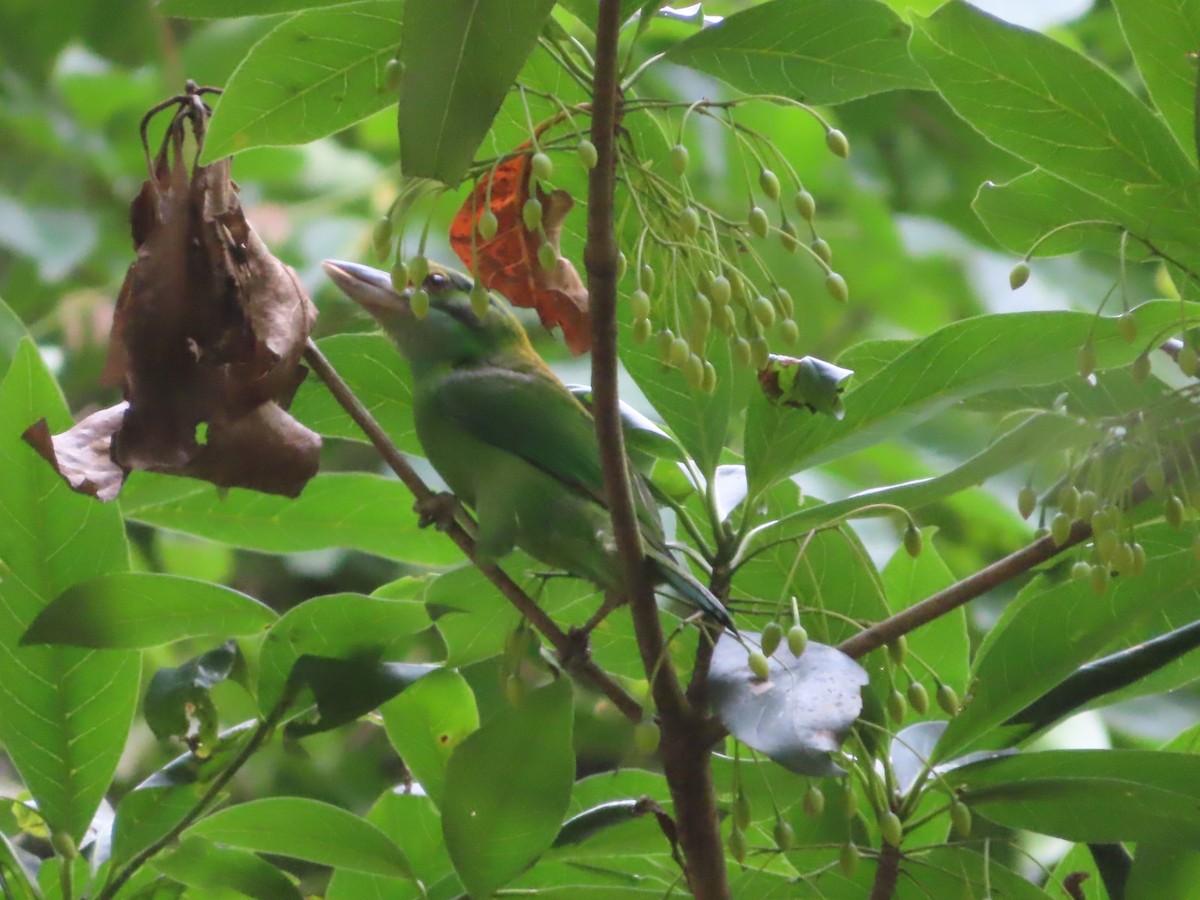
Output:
[[645, 546, 736, 631]]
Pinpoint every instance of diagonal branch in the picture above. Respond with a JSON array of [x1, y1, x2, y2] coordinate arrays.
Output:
[[302, 339, 642, 722]]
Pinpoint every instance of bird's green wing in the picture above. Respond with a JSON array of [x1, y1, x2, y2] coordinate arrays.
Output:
[[430, 365, 663, 536]]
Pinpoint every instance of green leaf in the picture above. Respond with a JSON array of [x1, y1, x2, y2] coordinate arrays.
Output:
[[257, 591, 429, 713], [910, 2, 1195, 201], [952, 750, 1200, 846], [152, 835, 302, 900], [109, 785, 206, 876], [706, 631, 868, 777], [904, 846, 1055, 899], [121, 471, 459, 565], [0, 341, 139, 842], [744, 302, 1195, 495], [0, 296, 30, 382], [186, 797, 411, 877], [328, 789, 454, 900], [140, 720, 256, 790], [201, 1, 404, 162], [664, 0, 928, 104], [1128, 845, 1200, 900], [442, 679, 574, 898], [144, 642, 243, 746], [22, 573, 275, 649], [289, 333, 419, 453], [935, 524, 1200, 761], [0, 831, 38, 900], [162, 0, 367, 16], [284, 657, 435, 737], [1114, 0, 1200, 164], [398, 0, 558, 184], [381, 667, 479, 808]]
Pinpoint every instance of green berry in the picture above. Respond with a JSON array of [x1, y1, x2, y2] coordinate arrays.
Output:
[[669, 337, 690, 368], [1018, 485, 1037, 519], [761, 621, 784, 657], [616, 251, 627, 281], [748, 205, 770, 239], [950, 801, 972, 838], [710, 275, 732, 306], [887, 635, 907, 666], [773, 817, 795, 851], [477, 208, 499, 241], [780, 219, 800, 252], [759, 168, 781, 200], [1132, 352, 1152, 384], [684, 354, 705, 392], [50, 831, 76, 860], [825, 128, 850, 158], [537, 242, 558, 272], [656, 329, 675, 363], [577, 139, 598, 169], [505, 673, 525, 707], [794, 189, 816, 220], [632, 317, 652, 344], [936, 683, 959, 715], [1180, 344, 1198, 377], [1059, 485, 1080, 517], [750, 336, 771, 369], [531, 151, 554, 182], [1071, 560, 1091, 581], [732, 337, 753, 368], [887, 689, 907, 724], [1146, 462, 1167, 495], [1118, 313, 1138, 343], [840, 780, 857, 819], [678, 206, 701, 237], [1051, 513, 1072, 546], [879, 810, 903, 846], [630, 289, 651, 320], [774, 287, 794, 317], [1096, 530, 1119, 563], [408, 255, 429, 285], [389, 259, 409, 292], [670, 143, 690, 175], [787, 624, 808, 657], [470, 282, 490, 318], [734, 791, 752, 829], [372, 216, 393, 260], [811, 237, 832, 265], [1114, 541, 1136, 575], [410, 287, 430, 319], [702, 360, 717, 394], [803, 783, 825, 818], [638, 263, 655, 293], [839, 842, 859, 878], [715, 304, 738, 335], [634, 719, 661, 754], [825, 273, 849, 304], [1166, 494, 1186, 528], [1132, 542, 1147, 575], [753, 295, 776, 328], [522, 198, 543, 233], [780, 319, 800, 345], [1090, 564, 1110, 596], [728, 825, 747, 863], [691, 292, 712, 325], [907, 681, 929, 715], [748, 650, 771, 681], [384, 57, 403, 92], [1077, 341, 1097, 379], [1009, 261, 1030, 290], [1077, 490, 1098, 522], [904, 525, 923, 558]]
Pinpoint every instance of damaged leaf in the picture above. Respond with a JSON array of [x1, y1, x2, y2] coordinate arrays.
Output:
[[448, 142, 591, 354], [758, 354, 853, 420], [26, 83, 321, 500]]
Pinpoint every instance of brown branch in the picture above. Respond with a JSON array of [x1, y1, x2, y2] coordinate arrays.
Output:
[[302, 340, 642, 723], [869, 843, 902, 900], [584, 3, 729, 897]]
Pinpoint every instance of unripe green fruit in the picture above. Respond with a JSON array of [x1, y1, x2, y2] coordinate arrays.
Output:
[[728, 825, 748, 863], [879, 811, 903, 846], [531, 151, 554, 182], [748, 649, 771, 681], [907, 681, 929, 715], [522, 197, 543, 232], [761, 621, 784, 657], [1096, 529, 1119, 563], [616, 251, 627, 281], [702, 360, 717, 394], [794, 189, 816, 220], [825, 128, 850, 158], [1051, 513, 1072, 546], [904, 525, 923, 558], [734, 791, 752, 829], [825, 272, 849, 304], [811, 237, 832, 265], [1090, 564, 1110, 596], [887, 689, 907, 724], [750, 336, 771, 369], [950, 801, 972, 838], [678, 206, 701, 237], [477, 208, 499, 241], [732, 336, 753, 368], [710, 275, 732, 306], [753, 295, 776, 328], [716, 304, 738, 335], [773, 817, 795, 851], [1132, 352, 1152, 384], [410, 287, 430, 319], [803, 783, 825, 818], [634, 720, 661, 754], [937, 683, 960, 715], [668, 337, 690, 368], [1077, 490, 1098, 522], [632, 317, 652, 344], [759, 168, 781, 200], [1071, 560, 1092, 581], [1146, 462, 1167, 495], [840, 780, 857, 819], [1018, 485, 1037, 519], [684, 354, 705, 392], [1009, 261, 1030, 290], [887, 635, 907, 666], [1118, 313, 1138, 344], [577, 139, 598, 169], [505, 674, 526, 707], [670, 143, 690, 175], [408, 255, 429, 285], [389, 259, 409, 292], [1132, 542, 1147, 575], [1077, 342, 1097, 379], [656, 329, 675, 363], [470, 282, 490, 318], [748, 205, 770, 238], [774, 287, 794, 317], [787, 624, 808, 657], [1059, 485, 1079, 517], [780, 219, 800, 252], [780, 319, 800, 345], [639, 263, 655, 293], [384, 58, 403, 92], [691, 292, 712, 325], [372, 216, 393, 260], [1180, 344, 1198, 377], [1115, 541, 1136, 575], [1166, 494, 1186, 528], [839, 842, 859, 878], [537, 242, 558, 272], [630, 289, 651, 320], [687, 318, 709, 354]]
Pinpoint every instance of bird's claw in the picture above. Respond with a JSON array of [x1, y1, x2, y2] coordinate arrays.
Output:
[[414, 492, 459, 531]]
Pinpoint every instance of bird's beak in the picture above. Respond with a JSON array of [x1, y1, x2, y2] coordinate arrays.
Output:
[[322, 260, 409, 318]]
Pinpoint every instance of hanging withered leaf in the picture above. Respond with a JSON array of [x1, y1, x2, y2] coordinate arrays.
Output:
[[25, 83, 321, 500], [758, 354, 854, 420], [448, 139, 591, 354]]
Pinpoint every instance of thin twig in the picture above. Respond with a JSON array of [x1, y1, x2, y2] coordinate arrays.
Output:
[[302, 339, 642, 722]]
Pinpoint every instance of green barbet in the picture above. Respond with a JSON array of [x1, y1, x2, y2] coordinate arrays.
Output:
[[323, 260, 733, 628]]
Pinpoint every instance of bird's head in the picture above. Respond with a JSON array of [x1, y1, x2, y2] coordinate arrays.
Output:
[[322, 260, 533, 371]]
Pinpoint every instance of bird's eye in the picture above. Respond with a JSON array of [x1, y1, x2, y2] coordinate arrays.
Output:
[[424, 271, 449, 292]]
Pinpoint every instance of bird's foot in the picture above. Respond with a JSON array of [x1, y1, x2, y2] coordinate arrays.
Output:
[[414, 492, 459, 531], [559, 626, 593, 672]]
